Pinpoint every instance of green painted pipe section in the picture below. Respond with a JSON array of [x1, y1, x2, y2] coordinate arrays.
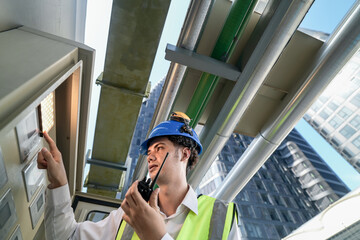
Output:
[[186, 0, 258, 127]]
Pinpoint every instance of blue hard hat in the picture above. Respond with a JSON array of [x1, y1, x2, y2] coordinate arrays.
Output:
[[140, 119, 203, 155]]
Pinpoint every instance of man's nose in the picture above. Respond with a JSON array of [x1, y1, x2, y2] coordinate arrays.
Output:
[[147, 152, 155, 162]]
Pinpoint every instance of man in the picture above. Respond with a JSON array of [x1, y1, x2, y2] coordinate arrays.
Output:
[[38, 112, 240, 239]]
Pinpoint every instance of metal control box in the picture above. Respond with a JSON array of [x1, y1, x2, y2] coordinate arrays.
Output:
[[22, 155, 45, 202], [8, 225, 23, 240], [29, 185, 46, 229], [15, 110, 41, 163], [0, 189, 17, 239], [0, 148, 8, 190]]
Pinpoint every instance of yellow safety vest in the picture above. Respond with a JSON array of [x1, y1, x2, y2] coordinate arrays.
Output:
[[115, 195, 237, 240]]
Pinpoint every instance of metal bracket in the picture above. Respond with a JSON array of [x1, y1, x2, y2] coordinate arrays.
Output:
[[165, 43, 241, 81], [86, 150, 127, 171], [96, 73, 150, 98]]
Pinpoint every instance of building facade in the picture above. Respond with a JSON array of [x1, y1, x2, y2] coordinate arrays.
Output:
[[304, 49, 360, 173], [199, 129, 349, 239]]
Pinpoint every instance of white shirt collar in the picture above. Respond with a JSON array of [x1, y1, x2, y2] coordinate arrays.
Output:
[[160, 185, 199, 218], [179, 185, 198, 215]]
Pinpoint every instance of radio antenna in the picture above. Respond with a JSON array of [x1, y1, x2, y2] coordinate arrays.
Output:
[[150, 152, 168, 189]]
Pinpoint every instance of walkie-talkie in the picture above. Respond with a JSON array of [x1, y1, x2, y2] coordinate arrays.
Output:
[[138, 152, 169, 202]]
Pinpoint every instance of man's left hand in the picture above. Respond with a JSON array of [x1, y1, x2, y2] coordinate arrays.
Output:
[[122, 181, 166, 240]]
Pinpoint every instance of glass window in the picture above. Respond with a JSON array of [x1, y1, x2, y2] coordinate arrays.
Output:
[[283, 185, 291, 195], [255, 180, 265, 190], [355, 159, 360, 168], [224, 154, 233, 163], [340, 125, 356, 139], [331, 137, 340, 147], [283, 197, 292, 207], [275, 195, 286, 206], [269, 209, 280, 221], [237, 191, 249, 201], [338, 107, 353, 119], [266, 182, 277, 192], [251, 192, 262, 202], [320, 128, 329, 136], [352, 135, 360, 149], [328, 101, 339, 111], [275, 225, 287, 238], [261, 171, 270, 180], [275, 184, 286, 195], [213, 176, 223, 187], [312, 121, 320, 127], [319, 108, 332, 120], [256, 207, 271, 220], [319, 172, 339, 181], [303, 199, 312, 208], [281, 210, 291, 222], [241, 205, 255, 218], [245, 223, 266, 238], [303, 113, 311, 120], [319, 95, 329, 103], [264, 224, 279, 239], [329, 115, 344, 128], [291, 211, 303, 223], [350, 93, 360, 107], [261, 193, 271, 204], [311, 101, 322, 112], [329, 182, 349, 193], [342, 148, 354, 158], [350, 115, 360, 130], [86, 211, 109, 222]]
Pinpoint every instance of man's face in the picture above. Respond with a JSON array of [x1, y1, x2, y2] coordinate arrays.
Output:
[[147, 137, 185, 183]]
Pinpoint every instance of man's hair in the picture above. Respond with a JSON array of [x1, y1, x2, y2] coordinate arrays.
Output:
[[167, 135, 199, 173]]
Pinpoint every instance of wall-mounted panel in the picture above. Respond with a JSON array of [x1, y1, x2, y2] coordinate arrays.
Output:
[[15, 110, 41, 164], [29, 186, 45, 229], [22, 155, 46, 202], [8, 225, 23, 240], [0, 148, 8, 190], [0, 188, 17, 240]]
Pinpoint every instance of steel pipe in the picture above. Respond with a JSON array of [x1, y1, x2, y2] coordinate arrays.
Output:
[[215, 1, 360, 201], [186, 0, 258, 127], [188, 0, 314, 188], [131, 0, 215, 182]]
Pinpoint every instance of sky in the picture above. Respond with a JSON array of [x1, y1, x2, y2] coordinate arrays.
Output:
[[84, 0, 360, 190]]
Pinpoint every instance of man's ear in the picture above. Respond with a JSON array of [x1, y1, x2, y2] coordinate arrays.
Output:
[[181, 147, 191, 162]]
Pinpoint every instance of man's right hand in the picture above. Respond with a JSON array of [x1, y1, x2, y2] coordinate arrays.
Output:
[[37, 131, 68, 189]]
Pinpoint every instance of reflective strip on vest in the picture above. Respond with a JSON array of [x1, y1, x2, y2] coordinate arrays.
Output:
[[115, 195, 236, 240], [116, 220, 140, 240]]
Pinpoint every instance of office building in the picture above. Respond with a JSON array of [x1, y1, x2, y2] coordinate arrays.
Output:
[[199, 129, 350, 239], [304, 49, 360, 173]]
